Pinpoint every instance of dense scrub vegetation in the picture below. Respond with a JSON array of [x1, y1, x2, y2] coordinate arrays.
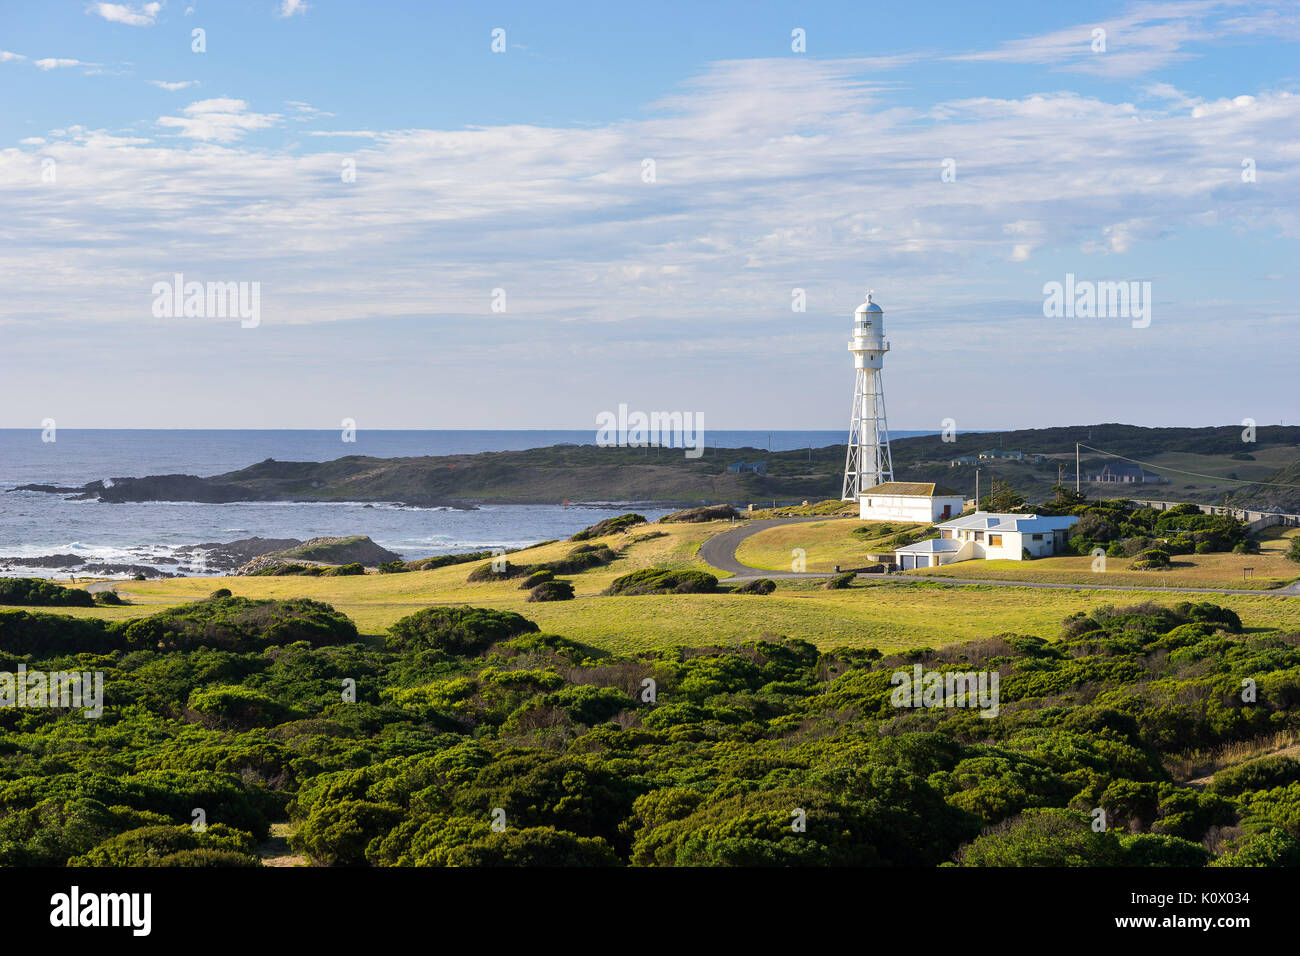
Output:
[[0, 578, 95, 608], [1040, 495, 1254, 559], [2, 592, 1299, 867]]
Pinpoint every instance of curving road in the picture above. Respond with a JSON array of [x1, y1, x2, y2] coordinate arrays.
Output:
[[698, 518, 1300, 598], [698, 516, 848, 580]]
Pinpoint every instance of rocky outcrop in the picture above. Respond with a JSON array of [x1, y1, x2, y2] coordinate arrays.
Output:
[[0, 554, 85, 568], [175, 537, 303, 572], [230, 536, 400, 575]]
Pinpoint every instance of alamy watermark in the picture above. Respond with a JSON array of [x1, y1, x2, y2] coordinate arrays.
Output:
[[1, 665, 103, 718], [890, 664, 999, 718], [596, 403, 705, 459], [152, 273, 260, 328], [1042, 273, 1151, 328]]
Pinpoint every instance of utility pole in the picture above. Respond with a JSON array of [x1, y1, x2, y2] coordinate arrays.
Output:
[[975, 468, 980, 509], [1075, 443, 1080, 493]]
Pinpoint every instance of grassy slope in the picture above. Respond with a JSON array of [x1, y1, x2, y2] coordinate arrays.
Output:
[[33, 519, 1300, 654], [734, 518, 926, 572]]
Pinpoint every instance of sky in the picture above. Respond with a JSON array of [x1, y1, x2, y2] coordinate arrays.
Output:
[[0, 0, 1297, 431]]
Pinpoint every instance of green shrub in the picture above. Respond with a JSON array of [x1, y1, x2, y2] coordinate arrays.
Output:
[[735, 578, 777, 595], [386, 606, 539, 655], [155, 848, 261, 866], [292, 800, 404, 866], [1211, 757, 1300, 797], [114, 597, 358, 652], [604, 567, 718, 596], [442, 827, 620, 866], [519, 570, 555, 590], [571, 514, 646, 541], [956, 809, 1124, 866], [824, 571, 856, 590], [70, 824, 258, 867], [1129, 548, 1171, 570], [187, 685, 300, 729], [526, 580, 575, 602], [1120, 833, 1210, 867]]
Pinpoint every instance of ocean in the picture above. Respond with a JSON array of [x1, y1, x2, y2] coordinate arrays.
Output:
[[0, 429, 934, 577]]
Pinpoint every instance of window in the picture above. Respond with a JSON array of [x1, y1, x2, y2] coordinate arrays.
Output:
[[975, 531, 984, 541], [989, 534, 1002, 546], [1032, 533, 1044, 541]]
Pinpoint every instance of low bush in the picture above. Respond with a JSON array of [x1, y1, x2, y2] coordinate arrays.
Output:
[[571, 514, 646, 541], [527, 580, 576, 602], [824, 572, 856, 590], [1129, 549, 1171, 570], [734, 579, 777, 595], [605, 568, 718, 596], [385, 606, 539, 655]]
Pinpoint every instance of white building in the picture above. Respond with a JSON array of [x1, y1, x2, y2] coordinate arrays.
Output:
[[860, 482, 966, 523], [894, 512, 1080, 569]]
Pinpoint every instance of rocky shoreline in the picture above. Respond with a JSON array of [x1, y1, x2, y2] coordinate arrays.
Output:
[[0, 534, 399, 580]]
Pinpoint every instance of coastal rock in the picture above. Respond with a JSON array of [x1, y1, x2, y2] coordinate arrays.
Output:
[[230, 535, 400, 575], [0, 554, 86, 568]]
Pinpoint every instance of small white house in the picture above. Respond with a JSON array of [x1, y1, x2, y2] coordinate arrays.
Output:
[[859, 482, 966, 523], [894, 512, 1080, 569]]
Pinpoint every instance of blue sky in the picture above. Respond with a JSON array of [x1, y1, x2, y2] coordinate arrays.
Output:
[[1, 0, 1297, 430]]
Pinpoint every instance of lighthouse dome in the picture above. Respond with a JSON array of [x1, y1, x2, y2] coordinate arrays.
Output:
[[856, 293, 883, 315]]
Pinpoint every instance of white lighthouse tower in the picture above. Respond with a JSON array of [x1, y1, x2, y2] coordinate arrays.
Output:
[[841, 290, 894, 500]]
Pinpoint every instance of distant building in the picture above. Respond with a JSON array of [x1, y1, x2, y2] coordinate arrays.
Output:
[[894, 512, 1080, 569], [1088, 462, 1169, 485], [726, 460, 767, 475], [949, 455, 979, 466], [979, 449, 1025, 461], [860, 482, 966, 523]]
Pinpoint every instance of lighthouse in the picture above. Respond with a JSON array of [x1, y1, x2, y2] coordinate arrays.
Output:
[[841, 290, 894, 500]]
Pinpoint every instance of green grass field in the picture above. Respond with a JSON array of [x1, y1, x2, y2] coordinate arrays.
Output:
[[21, 518, 1300, 653], [734, 518, 925, 572]]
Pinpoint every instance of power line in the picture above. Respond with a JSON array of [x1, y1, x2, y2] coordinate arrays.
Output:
[[1077, 442, 1300, 490]]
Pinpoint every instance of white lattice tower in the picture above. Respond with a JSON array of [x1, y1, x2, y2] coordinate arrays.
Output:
[[841, 290, 894, 500]]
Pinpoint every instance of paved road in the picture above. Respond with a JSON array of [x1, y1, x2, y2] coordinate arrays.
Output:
[[698, 515, 856, 580], [699, 517, 1300, 598]]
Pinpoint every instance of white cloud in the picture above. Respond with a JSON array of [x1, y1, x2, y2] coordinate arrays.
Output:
[[0, 51, 26, 62], [276, 0, 307, 18], [34, 58, 85, 70], [151, 79, 198, 90], [1, 57, 1296, 340], [286, 100, 335, 119], [89, 2, 163, 27], [947, 1, 1270, 78], [156, 97, 281, 141]]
